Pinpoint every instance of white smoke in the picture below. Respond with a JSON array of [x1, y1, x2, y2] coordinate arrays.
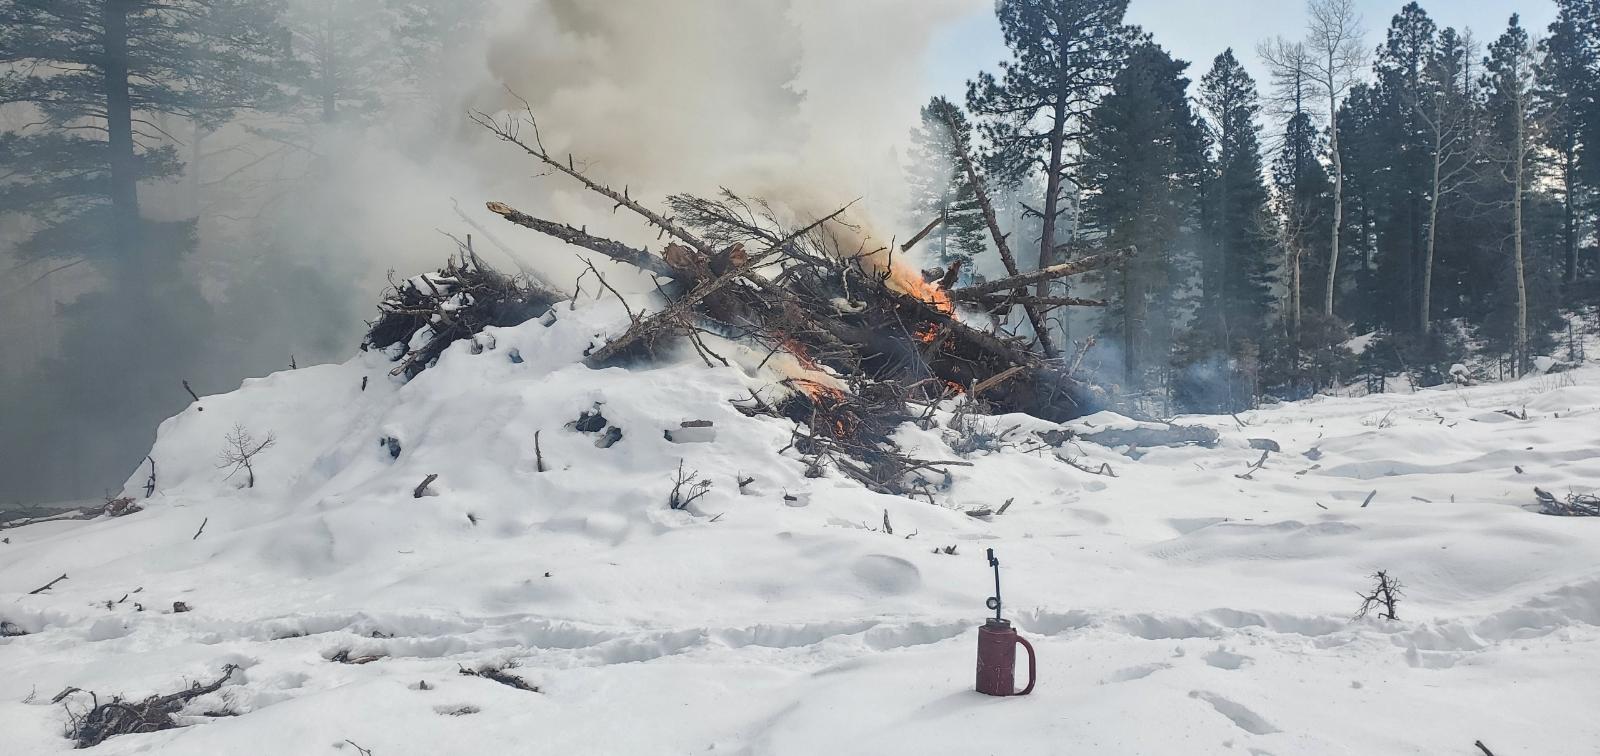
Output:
[[472, 0, 983, 283]]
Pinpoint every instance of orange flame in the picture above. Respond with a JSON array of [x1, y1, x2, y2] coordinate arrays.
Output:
[[886, 260, 955, 314]]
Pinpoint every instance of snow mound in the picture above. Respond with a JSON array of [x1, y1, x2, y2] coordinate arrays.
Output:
[[4, 299, 1600, 754]]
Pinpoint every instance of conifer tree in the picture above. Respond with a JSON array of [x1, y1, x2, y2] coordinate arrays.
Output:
[[967, 0, 1133, 352], [1539, 0, 1600, 282], [1196, 50, 1275, 342], [1080, 40, 1203, 389], [1483, 15, 1553, 373], [906, 97, 988, 273], [0, 0, 293, 270]]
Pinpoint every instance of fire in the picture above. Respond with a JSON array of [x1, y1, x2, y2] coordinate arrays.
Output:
[[886, 259, 955, 314], [790, 377, 847, 403], [913, 322, 943, 345]]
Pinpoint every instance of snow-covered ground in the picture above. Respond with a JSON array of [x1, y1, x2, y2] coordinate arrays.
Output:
[[3, 300, 1598, 755]]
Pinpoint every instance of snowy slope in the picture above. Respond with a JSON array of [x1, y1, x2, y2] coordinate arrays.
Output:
[[3, 299, 1599, 755]]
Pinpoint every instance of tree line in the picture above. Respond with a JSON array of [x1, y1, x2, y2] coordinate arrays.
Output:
[[0, 0, 487, 502], [906, 0, 1599, 413]]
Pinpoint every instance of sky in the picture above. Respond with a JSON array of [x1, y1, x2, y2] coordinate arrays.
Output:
[[925, 0, 1561, 102]]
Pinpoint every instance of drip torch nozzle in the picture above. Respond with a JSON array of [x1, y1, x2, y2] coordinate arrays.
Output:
[[985, 548, 1002, 621]]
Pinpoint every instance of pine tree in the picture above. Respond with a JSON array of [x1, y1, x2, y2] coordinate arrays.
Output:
[[1539, 0, 1600, 283], [1172, 50, 1274, 413], [1370, 2, 1436, 332], [283, 0, 392, 124], [1271, 113, 1332, 337], [1080, 40, 1203, 390], [0, 0, 292, 271], [1417, 27, 1482, 335], [967, 0, 1133, 353], [1196, 50, 1275, 341], [1483, 15, 1556, 373], [905, 97, 988, 274]]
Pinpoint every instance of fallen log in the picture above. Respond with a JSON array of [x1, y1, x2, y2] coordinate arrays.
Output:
[[974, 294, 1108, 308], [471, 106, 718, 257], [950, 247, 1137, 300], [485, 202, 677, 277], [1079, 423, 1219, 449]]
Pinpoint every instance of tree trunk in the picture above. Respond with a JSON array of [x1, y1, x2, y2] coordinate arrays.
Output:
[[102, 0, 140, 251], [1512, 95, 1529, 376], [1122, 237, 1144, 389], [1422, 147, 1441, 335], [1562, 149, 1577, 283], [1325, 79, 1343, 318], [1037, 100, 1069, 352]]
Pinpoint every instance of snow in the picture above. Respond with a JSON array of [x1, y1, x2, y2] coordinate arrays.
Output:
[[3, 299, 1600, 754]]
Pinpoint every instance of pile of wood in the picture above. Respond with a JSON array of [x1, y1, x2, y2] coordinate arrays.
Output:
[[363, 252, 559, 379], [372, 107, 1137, 495]]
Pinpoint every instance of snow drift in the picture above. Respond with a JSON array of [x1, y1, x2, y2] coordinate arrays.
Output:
[[2, 294, 1599, 754]]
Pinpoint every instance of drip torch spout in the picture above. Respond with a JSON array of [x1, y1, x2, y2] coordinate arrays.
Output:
[[986, 548, 1002, 621]]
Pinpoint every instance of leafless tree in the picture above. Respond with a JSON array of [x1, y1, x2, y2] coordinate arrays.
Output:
[[1354, 569, 1403, 621], [1264, 0, 1367, 318], [1490, 33, 1543, 375], [1414, 31, 1484, 336], [218, 424, 276, 488]]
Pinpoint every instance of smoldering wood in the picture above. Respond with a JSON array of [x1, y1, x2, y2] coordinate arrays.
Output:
[[463, 108, 1135, 502]]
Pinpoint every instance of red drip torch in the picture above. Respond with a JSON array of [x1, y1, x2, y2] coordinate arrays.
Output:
[[975, 548, 1035, 697]]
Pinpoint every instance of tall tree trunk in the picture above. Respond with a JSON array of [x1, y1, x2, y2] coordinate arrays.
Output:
[[1512, 102, 1529, 376], [102, 0, 140, 253], [1038, 100, 1069, 353], [1325, 77, 1343, 318], [1562, 149, 1577, 283], [1422, 146, 1441, 335]]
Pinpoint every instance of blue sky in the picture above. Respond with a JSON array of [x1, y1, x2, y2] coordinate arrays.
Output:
[[925, 0, 1561, 101]]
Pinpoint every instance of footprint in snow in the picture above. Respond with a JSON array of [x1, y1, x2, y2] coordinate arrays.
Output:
[[1190, 690, 1279, 735], [1203, 646, 1251, 670], [1102, 662, 1171, 683]]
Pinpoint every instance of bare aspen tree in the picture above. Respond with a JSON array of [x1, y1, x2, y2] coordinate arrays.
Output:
[[1414, 30, 1483, 336], [1258, 39, 1315, 342], [1486, 20, 1543, 375], [1265, 0, 1366, 318]]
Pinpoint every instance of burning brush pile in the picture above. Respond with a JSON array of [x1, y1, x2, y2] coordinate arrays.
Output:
[[366, 109, 1136, 499]]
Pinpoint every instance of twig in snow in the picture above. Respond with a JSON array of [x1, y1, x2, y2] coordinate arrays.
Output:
[[64, 664, 238, 748], [28, 573, 68, 595], [143, 457, 156, 498], [1235, 450, 1270, 480], [413, 474, 438, 498], [192, 518, 208, 540], [458, 663, 539, 692], [1474, 740, 1497, 756], [668, 461, 712, 510], [534, 430, 546, 473], [881, 509, 894, 535], [997, 497, 1015, 516], [182, 380, 200, 404], [361, 376, 368, 391], [344, 740, 374, 756], [1361, 490, 1377, 508]]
